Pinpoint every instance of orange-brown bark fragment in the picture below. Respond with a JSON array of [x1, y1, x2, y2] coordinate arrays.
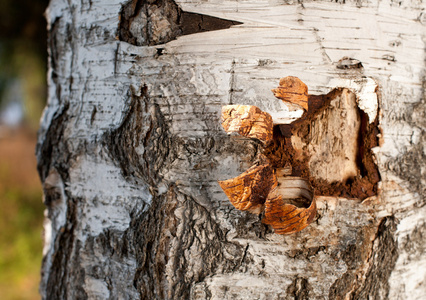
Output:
[[221, 105, 273, 143], [263, 196, 316, 234], [218, 164, 277, 214], [263, 177, 316, 234], [272, 76, 309, 110]]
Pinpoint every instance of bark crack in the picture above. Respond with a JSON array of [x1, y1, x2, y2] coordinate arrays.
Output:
[[228, 60, 236, 105], [328, 216, 398, 299], [312, 27, 332, 64]]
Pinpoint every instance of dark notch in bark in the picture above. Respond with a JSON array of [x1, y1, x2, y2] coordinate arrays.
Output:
[[118, 0, 242, 46], [329, 216, 398, 299]]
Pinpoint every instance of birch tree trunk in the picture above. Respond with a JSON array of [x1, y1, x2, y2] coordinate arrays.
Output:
[[37, 0, 425, 299]]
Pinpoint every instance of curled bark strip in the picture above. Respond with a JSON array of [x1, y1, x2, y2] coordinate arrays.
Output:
[[218, 164, 277, 214], [221, 105, 273, 143], [272, 76, 309, 110], [219, 77, 318, 234], [263, 177, 316, 235]]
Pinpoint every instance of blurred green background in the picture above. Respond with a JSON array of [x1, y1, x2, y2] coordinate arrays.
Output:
[[0, 0, 49, 299]]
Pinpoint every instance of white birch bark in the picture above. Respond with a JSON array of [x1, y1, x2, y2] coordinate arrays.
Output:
[[38, 0, 425, 299]]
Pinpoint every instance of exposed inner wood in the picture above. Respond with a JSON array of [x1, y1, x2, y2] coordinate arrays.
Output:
[[295, 89, 361, 183], [264, 88, 380, 200]]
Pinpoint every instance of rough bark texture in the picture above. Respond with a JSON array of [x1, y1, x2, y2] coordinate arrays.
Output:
[[38, 0, 425, 299]]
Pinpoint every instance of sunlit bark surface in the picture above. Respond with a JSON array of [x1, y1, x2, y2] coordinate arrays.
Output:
[[38, 0, 425, 299]]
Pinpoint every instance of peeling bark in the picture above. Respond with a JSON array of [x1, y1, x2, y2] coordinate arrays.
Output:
[[38, 0, 425, 299]]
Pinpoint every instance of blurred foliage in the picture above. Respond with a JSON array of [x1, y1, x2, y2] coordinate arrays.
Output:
[[0, 130, 44, 300], [0, 0, 48, 48], [0, 0, 49, 128], [0, 0, 49, 299], [0, 42, 47, 127]]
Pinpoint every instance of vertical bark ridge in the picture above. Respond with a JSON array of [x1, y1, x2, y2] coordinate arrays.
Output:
[[130, 187, 248, 299], [329, 217, 398, 299], [104, 87, 255, 299]]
